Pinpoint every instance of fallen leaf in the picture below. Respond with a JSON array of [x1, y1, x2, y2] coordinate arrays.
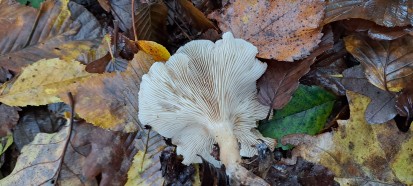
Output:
[[345, 34, 413, 92], [71, 121, 138, 185], [97, 0, 110, 12], [282, 91, 413, 185], [0, 104, 20, 137], [133, 1, 168, 44], [342, 65, 397, 124], [259, 85, 336, 150], [0, 120, 70, 185], [13, 106, 65, 150], [110, 0, 138, 32], [176, 0, 217, 32], [0, 0, 102, 72], [257, 30, 333, 109], [137, 40, 171, 61], [341, 19, 413, 40], [126, 129, 167, 186], [302, 41, 348, 96], [324, 0, 413, 27], [61, 51, 156, 131], [396, 86, 413, 118], [0, 134, 13, 156], [0, 58, 92, 106], [159, 148, 197, 185], [209, 0, 324, 61]]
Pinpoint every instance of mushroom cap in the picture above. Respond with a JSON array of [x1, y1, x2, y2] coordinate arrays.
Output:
[[138, 32, 274, 167]]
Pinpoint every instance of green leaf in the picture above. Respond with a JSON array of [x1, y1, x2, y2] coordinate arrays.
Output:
[[17, 0, 45, 8], [258, 84, 336, 150], [0, 134, 13, 155]]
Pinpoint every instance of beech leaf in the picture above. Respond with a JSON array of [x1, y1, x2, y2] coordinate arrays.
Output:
[[257, 30, 333, 109], [126, 129, 167, 186], [133, 1, 168, 44], [0, 0, 101, 72], [60, 51, 157, 131], [342, 65, 397, 124], [209, 0, 324, 61], [0, 121, 70, 185], [0, 58, 92, 106], [324, 0, 413, 27], [259, 85, 335, 150], [176, 0, 217, 32], [282, 91, 413, 185], [344, 34, 413, 92]]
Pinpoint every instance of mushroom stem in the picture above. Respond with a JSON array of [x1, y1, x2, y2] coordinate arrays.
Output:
[[211, 121, 269, 186]]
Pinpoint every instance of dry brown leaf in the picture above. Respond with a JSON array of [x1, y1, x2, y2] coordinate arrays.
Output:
[[324, 0, 413, 27], [176, 0, 217, 32], [0, 0, 101, 72], [209, 0, 324, 61], [282, 91, 413, 185], [0, 104, 20, 137], [61, 51, 156, 131], [257, 30, 333, 109], [342, 65, 397, 124], [341, 19, 413, 40], [133, 1, 168, 44], [344, 34, 413, 92]]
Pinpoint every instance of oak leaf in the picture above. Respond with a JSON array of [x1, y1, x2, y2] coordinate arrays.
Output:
[[0, 0, 101, 72], [209, 0, 324, 61], [324, 0, 413, 27], [344, 34, 413, 92], [282, 91, 413, 185]]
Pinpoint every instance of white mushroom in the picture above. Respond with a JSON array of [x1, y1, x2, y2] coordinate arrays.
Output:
[[138, 32, 274, 184]]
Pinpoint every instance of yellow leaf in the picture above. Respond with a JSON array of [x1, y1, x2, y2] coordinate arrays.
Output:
[[283, 91, 413, 185], [0, 58, 92, 106], [137, 40, 170, 61]]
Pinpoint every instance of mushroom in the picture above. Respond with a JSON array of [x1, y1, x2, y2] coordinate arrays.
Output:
[[138, 32, 274, 185]]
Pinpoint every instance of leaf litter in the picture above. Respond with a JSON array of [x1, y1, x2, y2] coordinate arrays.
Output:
[[1, 0, 413, 185]]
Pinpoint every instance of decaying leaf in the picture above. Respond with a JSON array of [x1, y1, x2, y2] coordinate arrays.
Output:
[[0, 0, 101, 72], [209, 0, 324, 61], [342, 65, 397, 124], [259, 85, 336, 150], [282, 91, 413, 185], [0, 104, 20, 137], [257, 31, 333, 109], [110, 0, 138, 33], [70, 121, 138, 185], [0, 58, 92, 106], [133, 1, 168, 44], [126, 129, 167, 186], [0, 120, 70, 185], [341, 19, 413, 40], [396, 86, 413, 118], [345, 34, 413, 92], [324, 0, 413, 27], [175, 0, 217, 32], [60, 51, 156, 131]]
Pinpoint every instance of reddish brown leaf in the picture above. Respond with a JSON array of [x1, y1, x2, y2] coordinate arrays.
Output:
[[342, 65, 397, 124], [0, 104, 20, 137], [344, 34, 413, 92], [257, 30, 333, 109], [324, 0, 413, 27], [175, 0, 217, 32], [209, 0, 324, 61]]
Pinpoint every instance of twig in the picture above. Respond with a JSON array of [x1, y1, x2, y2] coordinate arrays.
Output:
[[131, 0, 137, 41]]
